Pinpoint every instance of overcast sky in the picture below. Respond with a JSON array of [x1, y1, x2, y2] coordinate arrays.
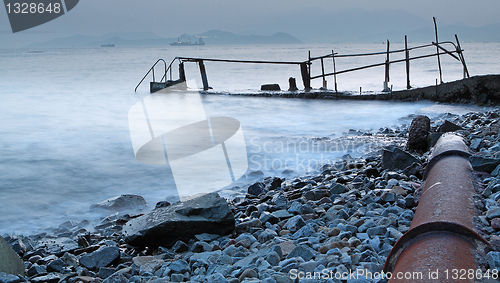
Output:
[[1, 0, 500, 47]]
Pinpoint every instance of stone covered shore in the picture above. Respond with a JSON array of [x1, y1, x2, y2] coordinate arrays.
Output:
[[1, 107, 500, 283]]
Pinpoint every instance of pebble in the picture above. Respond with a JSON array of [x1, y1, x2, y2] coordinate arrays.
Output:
[[2, 109, 499, 283]]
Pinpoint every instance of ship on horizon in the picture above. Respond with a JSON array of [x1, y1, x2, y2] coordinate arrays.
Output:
[[170, 35, 205, 46]]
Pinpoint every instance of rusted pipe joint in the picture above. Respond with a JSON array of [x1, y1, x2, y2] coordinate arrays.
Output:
[[384, 133, 490, 282]]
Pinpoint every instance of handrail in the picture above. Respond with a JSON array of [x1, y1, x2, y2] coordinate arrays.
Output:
[[310, 49, 462, 80], [160, 57, 181, 83], [309, 41, 459, 60], [135, 59, 168, 92], [177, 57, 303, 65]]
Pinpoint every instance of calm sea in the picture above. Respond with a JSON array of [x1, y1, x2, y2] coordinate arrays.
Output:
[[0, 43, 498, 234]]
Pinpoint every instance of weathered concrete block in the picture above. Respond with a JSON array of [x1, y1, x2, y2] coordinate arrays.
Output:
[[0, 236, 25, 276]]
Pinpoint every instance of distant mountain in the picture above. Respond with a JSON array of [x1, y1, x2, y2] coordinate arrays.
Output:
[[26, 30, 302, 48], [199, 30, 302, 45]]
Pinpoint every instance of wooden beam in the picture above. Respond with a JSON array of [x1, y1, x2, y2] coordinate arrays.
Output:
[[300, 62, 311, 90]]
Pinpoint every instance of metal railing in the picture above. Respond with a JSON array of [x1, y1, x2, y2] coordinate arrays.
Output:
[[135, 19, 470, 94]]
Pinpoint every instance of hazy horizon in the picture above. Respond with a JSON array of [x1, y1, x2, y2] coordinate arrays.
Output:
[[1, 0, 500, 48]]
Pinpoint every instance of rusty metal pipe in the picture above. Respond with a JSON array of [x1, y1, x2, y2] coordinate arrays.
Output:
[[384, 133, 490, 282]]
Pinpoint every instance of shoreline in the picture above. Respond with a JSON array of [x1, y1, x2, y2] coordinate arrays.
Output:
[[201, 74, 500, 105], [2, 107, 500, 283]]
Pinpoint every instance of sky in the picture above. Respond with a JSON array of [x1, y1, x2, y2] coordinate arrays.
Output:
[[1, 0, 500, 47]]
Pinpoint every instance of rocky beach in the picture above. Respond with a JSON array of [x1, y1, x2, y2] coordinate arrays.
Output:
[[2, 106, 500, 283]]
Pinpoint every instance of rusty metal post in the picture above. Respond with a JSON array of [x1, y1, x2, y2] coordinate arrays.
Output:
[[179, 62, 186, 82], [198, 60, 209, 90], [384, 133, 490, 282], [321, 58, 327, 88], [405, 35, 411, 89], [455, 34, 470, 79], [332, 50, 338, 93], [383, 40, 390, 92], [434, 17, 443, 84]]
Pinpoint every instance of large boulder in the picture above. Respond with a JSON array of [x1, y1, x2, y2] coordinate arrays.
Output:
[[406, 115, 430, 152], [382, 146, 420, 171], [0, 236, 25, 276], [123, 193, 234, 248], [90, 194, 147, 212]]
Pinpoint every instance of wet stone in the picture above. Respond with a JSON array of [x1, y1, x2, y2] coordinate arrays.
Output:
[[79, 246, 120, 270], [287, 245, 316, 261], [0, 273, 20, 283]]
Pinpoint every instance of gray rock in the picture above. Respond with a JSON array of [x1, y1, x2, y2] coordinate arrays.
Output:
[[90, 194, 147, 211], [206, 272, 228, 283], [382, 146, 419, 171], [492, 164, 500, 177], [30, 274, 59, 283], [330, 183, 348, 195], [235, 234, 257, 248], [272, 210, 293, 219], [380, 192, 396, 203], [0, 273, 19, 283], [124, 193, 235, 247], [287, 201, 302, 214], [366, 226, 386, 238], [8, 239, 25, 255], [487, 251, 500, 269], [291, 225, 315, 240], [266, 251, 281, 266], [358, 219, 376, 233], [280, 262, 298, 273], [286, 245, 316, 261], [470, 138, 483, 151], [406, 115, 430, 152], [191, 241, 213, 253], [98, 267, 116, 279], [248, 182, 267, 196], [258, 230, 277, 243], [47, 258, 67, 272], [387, 227, 403, 240], [259, 212, 279, 225], [470, 156, 500, 173], [169, 260, 189, 274], [171, 240, 189, 253], [0, 237, 25, 276], [102, 273, 129, 283], [170, 274, 184, 282], [427, 132, 443, 148], [79, 246, 120, 270], [438, 120, 463, 133], [26, 264, 46, 277], [239, 268, 258, 281], [283, 215, 306, 232], [487, 207, 500, 219]]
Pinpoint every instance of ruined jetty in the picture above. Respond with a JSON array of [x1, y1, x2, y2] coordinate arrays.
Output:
[[135, 18, 500, 105]]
